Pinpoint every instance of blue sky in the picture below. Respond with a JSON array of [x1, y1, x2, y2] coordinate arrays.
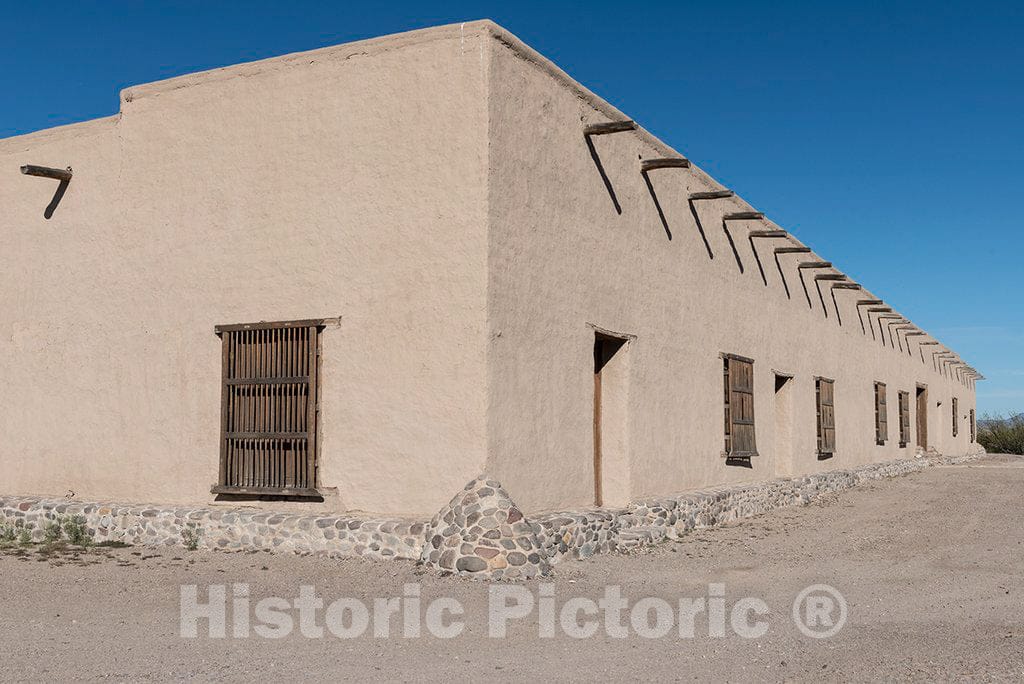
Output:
[[2, 2, 1021, 414]]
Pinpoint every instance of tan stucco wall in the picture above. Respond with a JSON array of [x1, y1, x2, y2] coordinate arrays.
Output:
[[0, 21, 979, 517], [482, 26, 979, 513], [0, 25, 491, 515]]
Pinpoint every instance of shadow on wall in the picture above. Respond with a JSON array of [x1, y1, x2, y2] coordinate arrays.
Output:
[[585, 134, 622, 215], [44, 179, 69, 219], [640, 170, 672, 240]]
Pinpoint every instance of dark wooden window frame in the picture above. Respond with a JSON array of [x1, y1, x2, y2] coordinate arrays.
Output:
[[874, 381, 888, 445], [722, 353, 758, 458], [212, 319, 324, 498], [816, 376, 836, 458], [897, 390, 911, 448], [969, 408, 976, 442], [952, 397, 959, 437]]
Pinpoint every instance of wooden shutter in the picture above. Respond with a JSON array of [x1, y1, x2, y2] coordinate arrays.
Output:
[[898, 391, 910, 447], [874, 382, 888, 445], [952, 397, 958, 436], [817, 378, 836, 456], [723, 355, 757, 457], [969, 409, 976, 442], [213, 320, 321, 496]]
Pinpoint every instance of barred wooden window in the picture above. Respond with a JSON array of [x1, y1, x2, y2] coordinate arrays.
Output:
[[874, 382, 888, 445], [897, 390, 911, 448], [213, 320, 322, 496], [723, 354, 757, 457], [816, 377, 836, 457], [952, 397, 959, 437], [969, 408, 976, 442]]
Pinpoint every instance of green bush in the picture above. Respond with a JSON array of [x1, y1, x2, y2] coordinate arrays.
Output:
[[43, 518, 64, 543], [977, 414, 1024, 455], [18, 526, 33, 546], [0, 525, 17, 544], [181, 522, 202, 551], [63, 515, 92, 546]]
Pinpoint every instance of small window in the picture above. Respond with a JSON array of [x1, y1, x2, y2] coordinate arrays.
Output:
[[723, 354, 757, 458], [952, 397, 959, 437], [816, 377, 836, 458], [874, 382, 888, 445], [897, 390, 911, 448], [969, 408, 976, 442], [213, 319, 323, 496]]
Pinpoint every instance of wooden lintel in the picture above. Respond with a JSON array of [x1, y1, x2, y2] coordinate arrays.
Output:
[[689, 190, 734, 200], [814, 274, 847, 281], [775, 247, 811, 254], [214, 318, 329, 334], [584, 120, 637, 136], [866, 307, 893, 313], [832, 283, 862, 289], [797, 261, 832, 269], [904, 332, 926, 336], [210, 485, 323, 498], [856, 300, 884, 306], [20, 164, 72, 181], [748, 230, 788, 238], [723, 211, 765, 221], [640, 157, 690, 172]]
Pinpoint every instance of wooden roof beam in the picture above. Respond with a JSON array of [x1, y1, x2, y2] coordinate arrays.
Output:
[[640, 157, 690, 172], [884, 317, 910, 351], [853, 299, 884, 337], [877, 315, 906, 349], [720, 212, 768, 273], [685, 190, 735, 260], [21, 165, 73, 181], [795, 262, 834, 311], [917, 339, 939, 363], [747, 228, 793, 286], [863, 307, 894, 342], [688, 190, 734, 201], [825, 280, 861, 324], [810, 274, 848, 319], [583, 120, 637, 136], [771, 246, 813, 300]]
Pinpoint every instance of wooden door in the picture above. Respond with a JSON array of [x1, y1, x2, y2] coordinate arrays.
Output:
[[593, 334, 626, 506], [916, 386, 928, 448]]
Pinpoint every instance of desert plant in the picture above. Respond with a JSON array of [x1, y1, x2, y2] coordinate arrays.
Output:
[[63, 515, 92, 546], [181, 523, 202, 551], [0, 524, 17, 545], [977, 413, 1024, 455], [43, 517, 64, 543], [18, 526, 33, 546]]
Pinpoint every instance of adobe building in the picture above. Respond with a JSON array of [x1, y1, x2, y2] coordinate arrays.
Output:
[[0, 21, 983, 519]]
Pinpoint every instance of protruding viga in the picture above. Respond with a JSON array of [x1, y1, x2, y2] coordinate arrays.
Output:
[[419, 475, 551, 579]]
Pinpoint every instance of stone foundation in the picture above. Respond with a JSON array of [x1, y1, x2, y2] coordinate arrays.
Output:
[[533, 451, 981, 565], [0, 498, 423, 561], [0, 451, 982, 574], [419, 476, 551, 579]]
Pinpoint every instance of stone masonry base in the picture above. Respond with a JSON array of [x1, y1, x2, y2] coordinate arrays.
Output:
[[0, 451, 982, 578]]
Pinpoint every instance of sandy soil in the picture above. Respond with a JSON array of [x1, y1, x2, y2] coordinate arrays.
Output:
[[2, 454, 1022, 682]]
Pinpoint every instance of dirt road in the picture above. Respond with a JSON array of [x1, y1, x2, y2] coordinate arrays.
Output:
[[2, 454, 1022, 681]]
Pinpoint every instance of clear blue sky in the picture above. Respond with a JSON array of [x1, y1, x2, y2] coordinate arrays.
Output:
[[3, 2, 1021, 415]]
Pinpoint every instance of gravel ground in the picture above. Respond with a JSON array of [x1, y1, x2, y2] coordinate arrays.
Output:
[[2, 454, 1022, 682]]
